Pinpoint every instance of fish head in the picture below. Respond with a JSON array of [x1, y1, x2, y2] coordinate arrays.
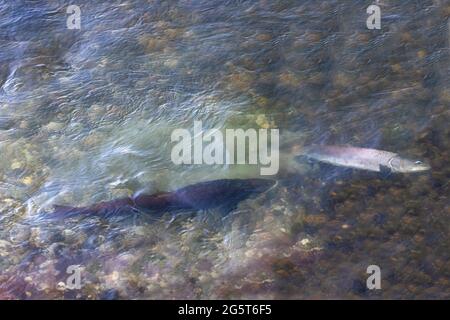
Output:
[[389, 156, 431, 173]]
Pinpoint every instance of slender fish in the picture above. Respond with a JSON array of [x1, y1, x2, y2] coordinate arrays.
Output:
[[297, 145, 430, 173], [49, 178, 276, 218]]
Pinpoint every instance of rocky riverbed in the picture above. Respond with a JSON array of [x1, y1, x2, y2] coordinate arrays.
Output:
[[0, 0, 449, 299]]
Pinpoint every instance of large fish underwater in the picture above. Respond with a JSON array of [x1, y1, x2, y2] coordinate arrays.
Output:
[[288, 145, 430, 173], [47, 178, 276, 218]]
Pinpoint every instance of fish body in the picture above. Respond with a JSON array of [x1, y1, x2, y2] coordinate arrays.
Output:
[[50, 178, 275, 218], [300, 145, 430, 173], [136, 178, 275, 211]]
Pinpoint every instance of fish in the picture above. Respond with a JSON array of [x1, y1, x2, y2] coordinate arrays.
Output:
[[295, 145, 430, 173], [48, 178, 276, 218]]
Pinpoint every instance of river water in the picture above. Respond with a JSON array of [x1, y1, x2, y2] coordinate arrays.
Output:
[[0, 0, 449, 299]]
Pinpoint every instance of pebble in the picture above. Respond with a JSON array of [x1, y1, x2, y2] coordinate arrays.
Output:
[[417, 50, 427, 59], [255, 114, 273, 129], [163, 58, 178, 68], [111, 271, 119, 282], [279, 72, 301, 87], [57, 282, 66, 291], [9, 225, 31, 243], [62, 229, 77, 242], [43, 122, 64, 132], [255, 34, 272, 42], [21, 176, 34, 186], [300, 238, 310, 246], [0, 240, 11, 248], [11, 160, 23, 170], [303, 214, 328, 226]]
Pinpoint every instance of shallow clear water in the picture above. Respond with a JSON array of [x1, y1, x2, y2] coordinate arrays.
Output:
[[0, 0, 449, 299]]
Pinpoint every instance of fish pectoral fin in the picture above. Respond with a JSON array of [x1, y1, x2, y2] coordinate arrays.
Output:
[[379, 165, 392, 177]]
